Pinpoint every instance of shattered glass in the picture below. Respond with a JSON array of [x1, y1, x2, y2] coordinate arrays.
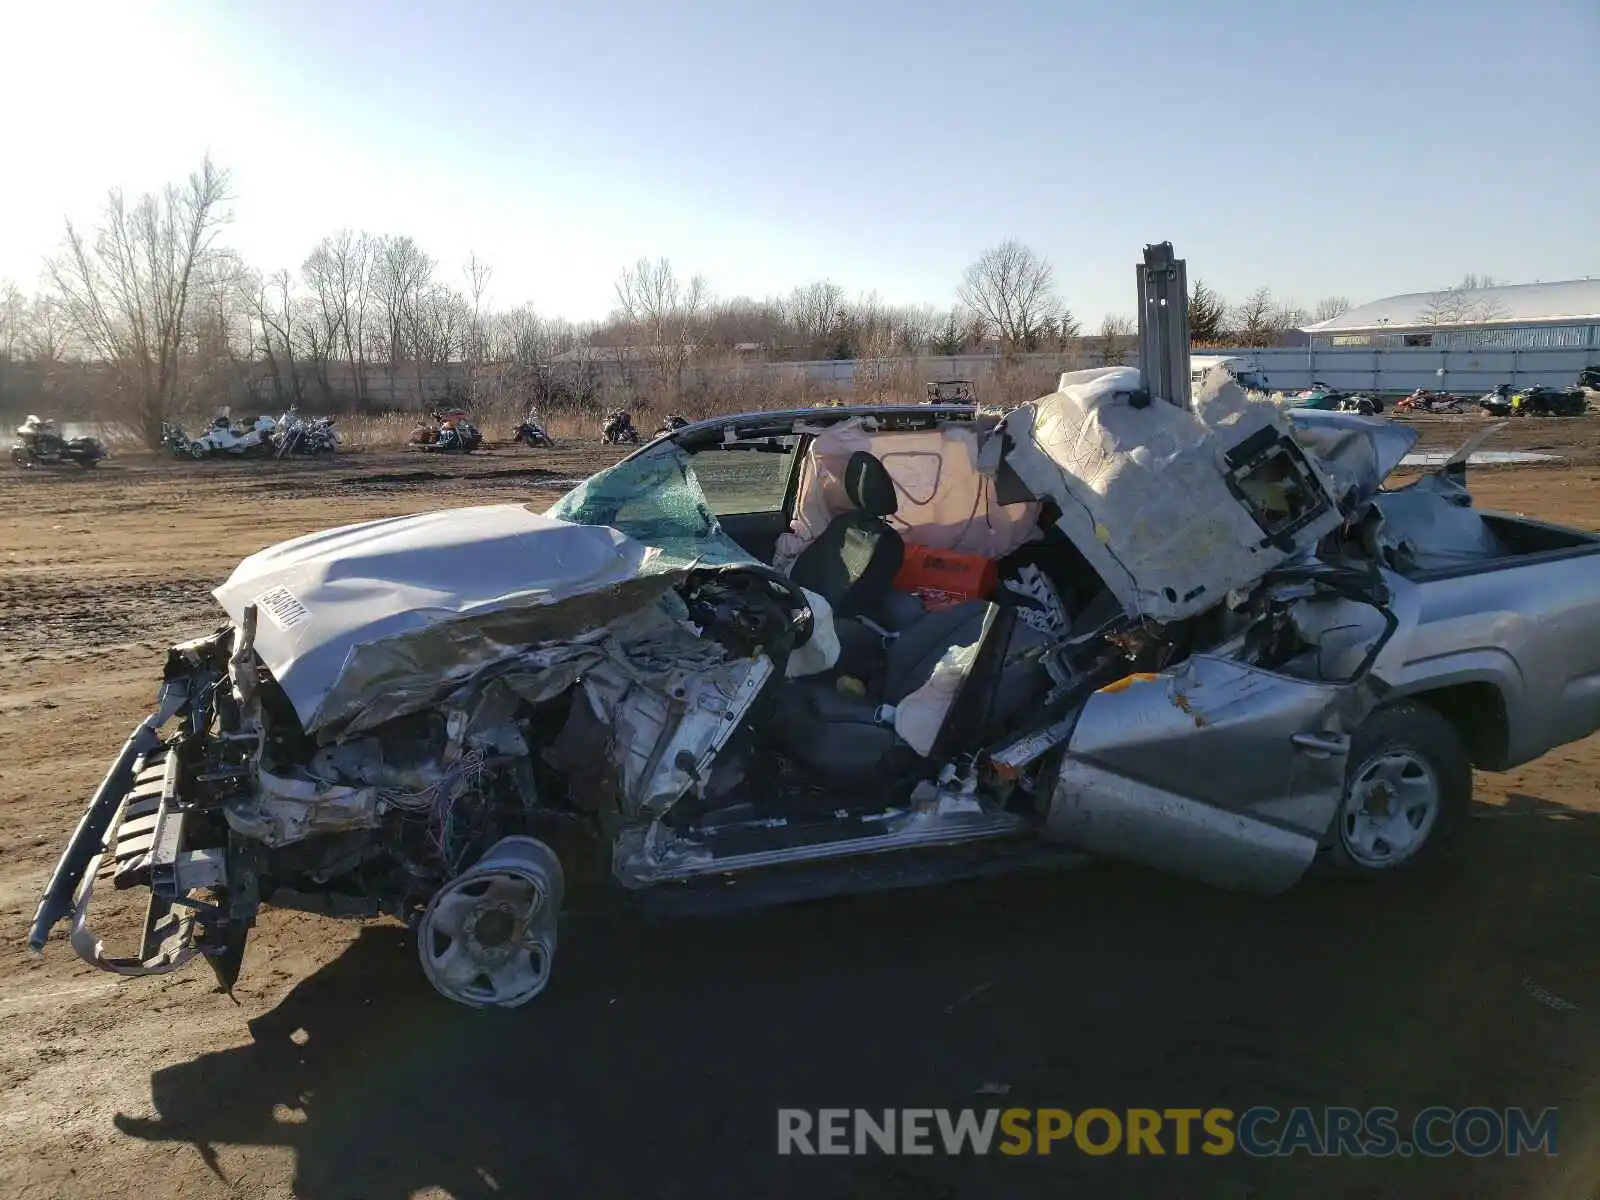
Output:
[[546, 445, 758, 568]]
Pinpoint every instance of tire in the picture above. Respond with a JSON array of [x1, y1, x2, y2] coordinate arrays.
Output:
[[1318, 701, 1471, 877]]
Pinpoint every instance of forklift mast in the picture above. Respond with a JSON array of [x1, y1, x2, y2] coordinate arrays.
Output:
[[1136, 242, 1192, 410]]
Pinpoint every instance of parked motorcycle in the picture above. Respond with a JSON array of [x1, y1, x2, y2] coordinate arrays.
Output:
[[1286, 382, 1347, 411], [273, 412, 340, 457], [512, 417, 555, 448], [601, 410, 640, 445], [653, 413, 690, 438], [163, 422, 206, 458], [162, 412, 279, 458], [1336, 393, 1386, 415], [1510, 385, 1588, 417], [11, 418, 107, 470], [203, 412, 278, 456], [410, 408, 481, 454], [1578, 365, 1600, 391], [1395, 389, 1462, 415], [1478, 385, 1514, 417]]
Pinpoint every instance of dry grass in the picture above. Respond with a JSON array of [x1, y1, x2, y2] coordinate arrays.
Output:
[[42, 353, 1095, 452], [332, 354, 1089, 448]]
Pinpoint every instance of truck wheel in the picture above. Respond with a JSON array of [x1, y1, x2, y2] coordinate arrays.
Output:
[[1320, 701, 1471, 876], [417, 836, 563, 1008]]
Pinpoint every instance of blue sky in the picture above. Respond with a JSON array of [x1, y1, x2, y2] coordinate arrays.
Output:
[[3, 0, 1596, 322]]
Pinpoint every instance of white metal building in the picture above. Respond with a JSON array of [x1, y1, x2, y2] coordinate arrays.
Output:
[[1302, 278, 1600, 351]]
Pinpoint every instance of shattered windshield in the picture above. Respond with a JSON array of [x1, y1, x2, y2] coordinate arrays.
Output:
[[546, 444, 757, 566]]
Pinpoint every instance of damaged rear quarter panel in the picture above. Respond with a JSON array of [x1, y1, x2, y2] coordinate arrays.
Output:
[[1044, 657, 1376, 892]]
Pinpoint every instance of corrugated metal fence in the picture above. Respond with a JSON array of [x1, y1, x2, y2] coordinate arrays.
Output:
[[1197, 346, 1596, 395]]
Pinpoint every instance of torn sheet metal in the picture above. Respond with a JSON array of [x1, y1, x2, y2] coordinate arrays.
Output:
[[1362, 474, 1505, 573], [1363, 428, 1510, 576], [213, 504, 690, 736], [1043, 758, 1318, 894], [225, 769, 381, 847], [998, 367, 1346, 624], [1062, 654, 1373, 842], [1359, 428, 1512, 574], [576, 605, 775, 817], [1284, 409, 1419, 508]]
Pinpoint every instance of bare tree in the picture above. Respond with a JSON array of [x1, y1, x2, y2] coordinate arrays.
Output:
[[929, 306, 982, 356], [1047, 310, 1082, 350], [0, 281, 24, 362], [1230, 287, 1281, 348], [21, 293, 72, 364], [48, 156, 233, 445], [1422, 275, 1509, 327], [463, 253, 492, 404], [785, 281, 846, 358], [702, 296, 786, 352], [614, 257, 709, 401], [1094, 314, 1135, 366], [246, 268, 306, 406], [367, 235, 436, 405], [1314, 296, 1352, 323], [187, 248, 253, 412], [1271, 301, 1308, 334], [408, 284, 471, 376], [892, 305, 937, 356], [957, 239, 1059, 356], [303, 231, 375, 403], [1187, 279, 1227, 344]]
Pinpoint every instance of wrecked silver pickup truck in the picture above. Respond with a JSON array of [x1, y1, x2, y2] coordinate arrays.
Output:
[[28, 368, 1600, 1008]]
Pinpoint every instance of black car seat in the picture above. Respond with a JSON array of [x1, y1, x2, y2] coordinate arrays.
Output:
[[768, 600, 992, 783], [788, 451, 905, 619]]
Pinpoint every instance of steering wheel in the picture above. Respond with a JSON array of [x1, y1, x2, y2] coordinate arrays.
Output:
[[687, 562, 815, 649]]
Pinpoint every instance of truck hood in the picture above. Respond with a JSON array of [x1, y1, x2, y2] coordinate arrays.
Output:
[[213, 504, 688, 736]]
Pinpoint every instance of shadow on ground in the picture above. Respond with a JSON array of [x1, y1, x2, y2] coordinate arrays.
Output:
[[115, 806, 1599, 1200]]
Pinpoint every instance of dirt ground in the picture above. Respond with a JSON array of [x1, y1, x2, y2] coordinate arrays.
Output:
[[1, 416, 1598, 1200]]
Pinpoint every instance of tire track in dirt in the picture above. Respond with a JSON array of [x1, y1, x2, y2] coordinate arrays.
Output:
[[0, 574, 220, 665]]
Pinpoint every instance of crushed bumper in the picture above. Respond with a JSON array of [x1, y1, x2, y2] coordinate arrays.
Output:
[[29, 711, 222, 976]]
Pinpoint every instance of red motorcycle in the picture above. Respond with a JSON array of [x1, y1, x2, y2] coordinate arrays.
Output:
[[1394, 389, 1463, 415]]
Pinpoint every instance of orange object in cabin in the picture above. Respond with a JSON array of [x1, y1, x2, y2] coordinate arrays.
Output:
[[892, 544, 998, 611]]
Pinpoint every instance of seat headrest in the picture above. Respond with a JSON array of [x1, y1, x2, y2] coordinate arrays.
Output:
[[843, 451, 898, 517]]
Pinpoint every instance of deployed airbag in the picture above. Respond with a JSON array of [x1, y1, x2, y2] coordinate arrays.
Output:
[[998, 367, 1345, 623]]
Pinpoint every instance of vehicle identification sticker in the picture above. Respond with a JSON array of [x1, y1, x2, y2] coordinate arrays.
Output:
[[255, 584, 311, 630]]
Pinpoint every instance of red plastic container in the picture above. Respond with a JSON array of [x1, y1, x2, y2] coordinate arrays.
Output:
[[893, 545, 998, 611]]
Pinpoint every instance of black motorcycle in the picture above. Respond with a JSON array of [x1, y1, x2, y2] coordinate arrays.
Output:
[[601, 412, 639, 445], [11, 429, 108, 470], [512, 419, 555, 448], [654, 413, 690, 437], [1513, 385, 1587, 417], [1478, 385, 1513, 417]]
